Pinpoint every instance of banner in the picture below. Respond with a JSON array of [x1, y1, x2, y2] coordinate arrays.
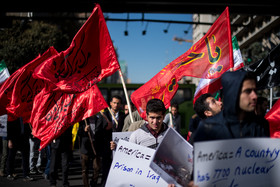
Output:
[[150, 128, 193, 187], [0, 47, 57, 120], [193, 36, 244, 104], [194, 138, 280, 187], [105, 140, 168, 187], [245, 44, 280, 89], [33, 4, 120, 93], [7, 47, 57, 122], [131, 7, 233, 119], [30, 84, 108, 149]]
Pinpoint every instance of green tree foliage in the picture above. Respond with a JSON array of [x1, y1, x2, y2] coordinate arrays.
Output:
[[0, 20, 70, 74]]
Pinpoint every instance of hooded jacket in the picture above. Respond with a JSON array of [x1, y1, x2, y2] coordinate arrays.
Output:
[[193, 70, 270, 142], [129, 122, 168, 149]]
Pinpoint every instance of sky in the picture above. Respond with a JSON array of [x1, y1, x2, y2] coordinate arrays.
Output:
[[105, 13, 193, 83]]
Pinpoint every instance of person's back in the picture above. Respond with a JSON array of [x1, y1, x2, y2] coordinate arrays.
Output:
[[194, 70, 269, 142]]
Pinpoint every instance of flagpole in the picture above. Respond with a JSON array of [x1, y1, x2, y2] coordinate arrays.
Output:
[[270, 87, 273, 109], [169, 106, 173, 128], [84, 119, 97, 156], [118, 69, 134, 123], [107, 107, 119, 128]]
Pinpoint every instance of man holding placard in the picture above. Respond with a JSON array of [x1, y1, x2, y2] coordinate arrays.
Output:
[[129, 99, 169, 149]]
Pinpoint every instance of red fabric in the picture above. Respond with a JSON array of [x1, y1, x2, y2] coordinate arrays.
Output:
[[30, 84, 108, 149], [0, 47, 58, 121], [33, 4, 120, 93], [265, 98, 280, 138], [131, 7, 233, 120], [193, 78, 223, 105], [192, 62, 244, 105]]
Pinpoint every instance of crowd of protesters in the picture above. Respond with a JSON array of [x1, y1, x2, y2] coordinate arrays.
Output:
[[0, 70, 274, 187]]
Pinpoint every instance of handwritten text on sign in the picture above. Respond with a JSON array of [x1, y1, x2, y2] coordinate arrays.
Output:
[[105, 140, 168, 187], [112, 131, 132, 143], [194, 138, 280, 187]]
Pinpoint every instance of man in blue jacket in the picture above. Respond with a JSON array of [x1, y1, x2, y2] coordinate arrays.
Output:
[[194, 70, 270, 142]]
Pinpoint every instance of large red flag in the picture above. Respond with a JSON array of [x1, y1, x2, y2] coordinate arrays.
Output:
[[30, 84, 108, 149], [193, 36, 244, 104], [0, 47, 58, 121], [131, 7, 233, 119], [33, 4, 120, 93], [265, 98, 280, 138]]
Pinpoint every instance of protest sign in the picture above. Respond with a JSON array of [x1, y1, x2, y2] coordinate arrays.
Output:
[[0, 114, 7, 137], [112, 131, 132, 143], [150, 128, 193, 187], [105, 140, 168, 187], [194, 138, 280, 187], [112, 131, 132, 156]]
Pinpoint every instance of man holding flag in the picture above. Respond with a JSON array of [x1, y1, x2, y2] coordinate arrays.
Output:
[[131, 7, 233, 120]]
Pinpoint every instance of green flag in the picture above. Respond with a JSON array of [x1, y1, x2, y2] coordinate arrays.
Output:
[[0, 60, 10, 85]]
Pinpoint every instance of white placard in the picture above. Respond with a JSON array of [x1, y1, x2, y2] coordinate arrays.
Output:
[[194, 138, 280, 187], [150, 128, 193, 187], [105, 140, 168, 187], [0, 114, 7, 137], [112, 131, 132, 143], [112, 131, 132, 156]]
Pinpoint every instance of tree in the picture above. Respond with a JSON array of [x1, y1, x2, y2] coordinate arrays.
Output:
[[0, 20, 70, 74]]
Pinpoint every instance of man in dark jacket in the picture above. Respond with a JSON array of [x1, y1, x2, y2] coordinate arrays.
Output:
[[193, 70, 270, 142], [49, 126, 73, 187], [6, 117, 33, 181], [78, 115, 101, 187], [95, 95, 125, 184]]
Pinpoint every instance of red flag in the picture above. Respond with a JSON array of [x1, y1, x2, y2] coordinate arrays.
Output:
[[265, 98, 280, 138], [0, 47, 58, 121], [131, 7, 233, 120], [30, 84, 108, 149], [193, 36, 244, 104], [33, 4, 120, 93]]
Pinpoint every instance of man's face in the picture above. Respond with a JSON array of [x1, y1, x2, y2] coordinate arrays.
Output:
[[239, 79, 257, 112], [205, 97, 223, 117], [124, 105, 129, 115], [147, 111, 164, 133], [171, 107, 178, 116], [110, 98, 121, 112]]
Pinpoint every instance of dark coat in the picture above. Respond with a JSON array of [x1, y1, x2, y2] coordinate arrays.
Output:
[[96, 109, 125, 156], [78, 116, 99, 156], [7, 117, 30, 144], [51, 126, 73, 151], [193, 70, 270, 142], [96, 109, 125, 136]]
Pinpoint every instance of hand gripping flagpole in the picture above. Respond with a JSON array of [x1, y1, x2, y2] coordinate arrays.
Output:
[[169, 106, 173, 128], [84, 119, 97, 156], [118, 69, 134, 123], [107, 107, 119, 128]]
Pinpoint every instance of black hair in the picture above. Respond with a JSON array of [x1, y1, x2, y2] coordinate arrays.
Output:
[[171, 103, 179, 110], [243, 71, 257, 83], [146, 99, 166, 115], [194, 93, 212, 119], [111, 95, 122, 103]]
